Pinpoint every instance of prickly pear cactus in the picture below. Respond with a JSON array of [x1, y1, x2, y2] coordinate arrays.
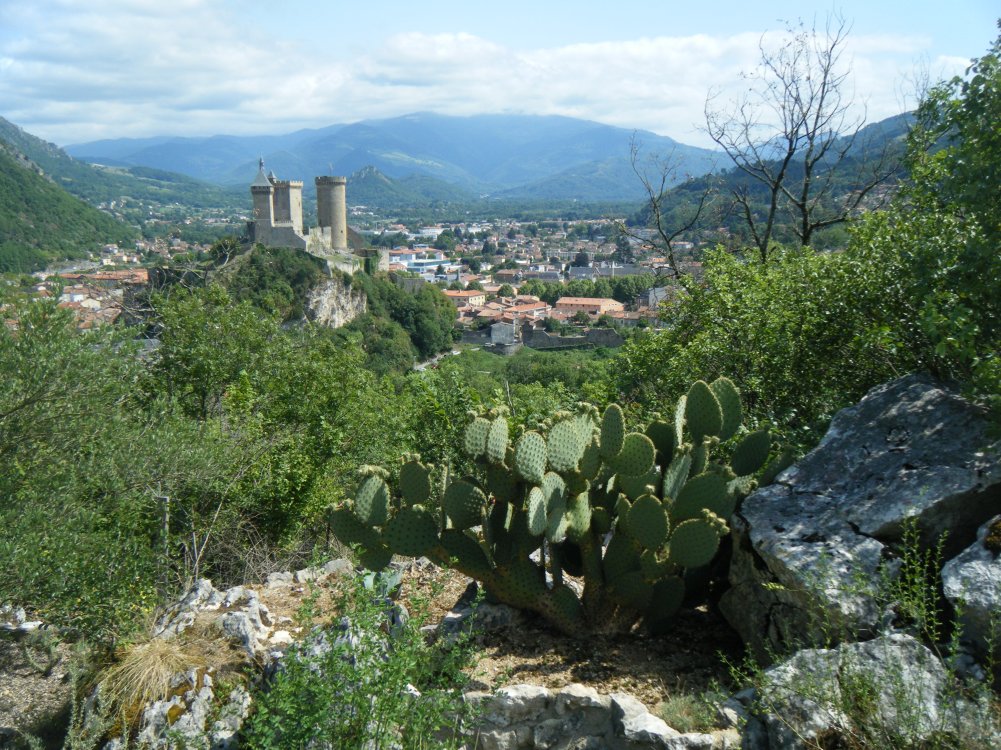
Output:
[[327, 379, 772, 636]]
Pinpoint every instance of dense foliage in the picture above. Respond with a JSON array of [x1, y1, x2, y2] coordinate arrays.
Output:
[[224, 245, 328, 320], [0, 147, 137, 272], [613, 29, 1001, 446], [336, 272, 458, 371]]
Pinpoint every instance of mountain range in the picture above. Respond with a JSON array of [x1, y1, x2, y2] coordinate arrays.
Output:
[[66, 113, 721, 202]]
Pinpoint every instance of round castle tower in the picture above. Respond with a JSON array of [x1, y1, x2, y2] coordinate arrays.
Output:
[[315, 176, 348, 252]]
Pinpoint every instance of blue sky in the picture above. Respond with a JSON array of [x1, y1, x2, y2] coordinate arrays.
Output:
[[0, 1, 996, 147]]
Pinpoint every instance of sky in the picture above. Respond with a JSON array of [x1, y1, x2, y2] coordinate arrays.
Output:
[[0, 0, 996, 148]]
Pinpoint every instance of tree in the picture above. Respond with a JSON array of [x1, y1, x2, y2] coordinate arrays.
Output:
[[613, 233, 634, 264], [620, 137, 715, 279], [496, 283, 515, 298], [704, 15, 898, 260], [571, 310, 592, 326], [433, 230, 456, 252]]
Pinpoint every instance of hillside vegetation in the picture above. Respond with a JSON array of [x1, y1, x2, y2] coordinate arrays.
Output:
[[0, 116, 243, 210], [0, 146, 136, 272]]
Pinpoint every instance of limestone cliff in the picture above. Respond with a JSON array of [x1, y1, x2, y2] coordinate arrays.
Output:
[[306, 274, 366, 329]]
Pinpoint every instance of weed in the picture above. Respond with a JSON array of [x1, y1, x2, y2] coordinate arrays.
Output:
[[241, 571, 479, 749]]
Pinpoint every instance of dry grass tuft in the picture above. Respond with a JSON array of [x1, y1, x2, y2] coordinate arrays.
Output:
[[99, 624, 247, 725]]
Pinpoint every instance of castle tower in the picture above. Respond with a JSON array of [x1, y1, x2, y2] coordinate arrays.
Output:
[[271, 179, 304, 233], [315, 175, 348, 252], [250, 158, 274, 244]]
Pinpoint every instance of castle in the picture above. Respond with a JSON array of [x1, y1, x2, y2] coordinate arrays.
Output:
[[248, 159, 349, 257]]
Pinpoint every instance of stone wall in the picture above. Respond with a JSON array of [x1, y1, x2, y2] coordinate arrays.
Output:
[[522, 327, 624, 350]]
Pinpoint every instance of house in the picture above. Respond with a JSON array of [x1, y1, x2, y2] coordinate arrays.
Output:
[[553, 297, 625, 317], [442, 290, 487, 308]]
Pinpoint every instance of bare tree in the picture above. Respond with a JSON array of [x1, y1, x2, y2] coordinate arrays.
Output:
[[705, 15, 899, 261], [617, 136, 716, 281]]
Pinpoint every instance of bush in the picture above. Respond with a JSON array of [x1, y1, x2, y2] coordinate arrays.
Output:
[[242, 573, 477, 749]]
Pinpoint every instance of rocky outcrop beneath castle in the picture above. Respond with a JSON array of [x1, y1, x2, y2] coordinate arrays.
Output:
[[306, 274, 366, 329], [719, 374, 1001, 657]]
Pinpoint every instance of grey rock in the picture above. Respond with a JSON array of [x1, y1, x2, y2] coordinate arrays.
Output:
[[266, 571, 293, 589], [477, 725, 533, 750], [721, 375, 1001, 656], [942, 514, 1001, 662], [488, 684, 553, 725], [321, 557, 353, 578], [663, 732, 716, 749], [211, 684, 252, 749], [551, 683, 614, 738], [744, 633, 999, 749], [611, 692, 680, 745]]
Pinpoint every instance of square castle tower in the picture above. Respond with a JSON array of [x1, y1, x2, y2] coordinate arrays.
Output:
[[249, 159, 348, 256]]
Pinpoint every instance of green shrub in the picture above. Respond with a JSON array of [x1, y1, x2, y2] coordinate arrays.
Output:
[[242, 573, 477, 749]]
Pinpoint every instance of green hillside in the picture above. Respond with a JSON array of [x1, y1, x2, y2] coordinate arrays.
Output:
[[0, 116, 243, 211], [0, 147, 137, 273]]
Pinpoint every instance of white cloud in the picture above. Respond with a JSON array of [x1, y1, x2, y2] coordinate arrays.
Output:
[[0, 1, 939, 148]]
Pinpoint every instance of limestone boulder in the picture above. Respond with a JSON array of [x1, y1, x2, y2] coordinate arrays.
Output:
[[720, 374, 1001, 656], [942, 514, 1001, 665], [740, 633, 999, 749]]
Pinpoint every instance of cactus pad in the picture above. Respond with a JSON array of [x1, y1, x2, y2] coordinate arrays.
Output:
[[579, 436, 602, 480], [354, 475, 390, 526], [672, 473, 731, 522], [646, 576, 685, 633], [384, 506, 438, 558], [359, 541, 392, 571], [487, 463, 520, 503], [710, 377, 742, 441], [640, 548, 672, 579], [441, 529, 491, 578], [464, 417, 491, 458], [399, 460, 431, 506], [600, 403, 625, 458], [628, 494, 670, 550], [486, 416, 510, 464], [514, 431, 547, 485], [609, 433, 656, 477], [618, 466, 659, 501], [591, 506, 612, 535], [602, 530, 639, 581], [526, 486, 548, 536], [611, 571, 653, 610], [444, 480, 486, 529], [541, 471, 566, 514], [328, 507, 380, 549], [668, 518, 722, 569], [565, 492, 592, 542], [541, 585, 584, 628], [548, 419, 585, 474], [731, 429, 771, 477], [645, 419, 676, 460], [690, 442, 708, 476], [662, 453, 692, 502], [503, 559, 546, 606], [685, 380, 723, 443]]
